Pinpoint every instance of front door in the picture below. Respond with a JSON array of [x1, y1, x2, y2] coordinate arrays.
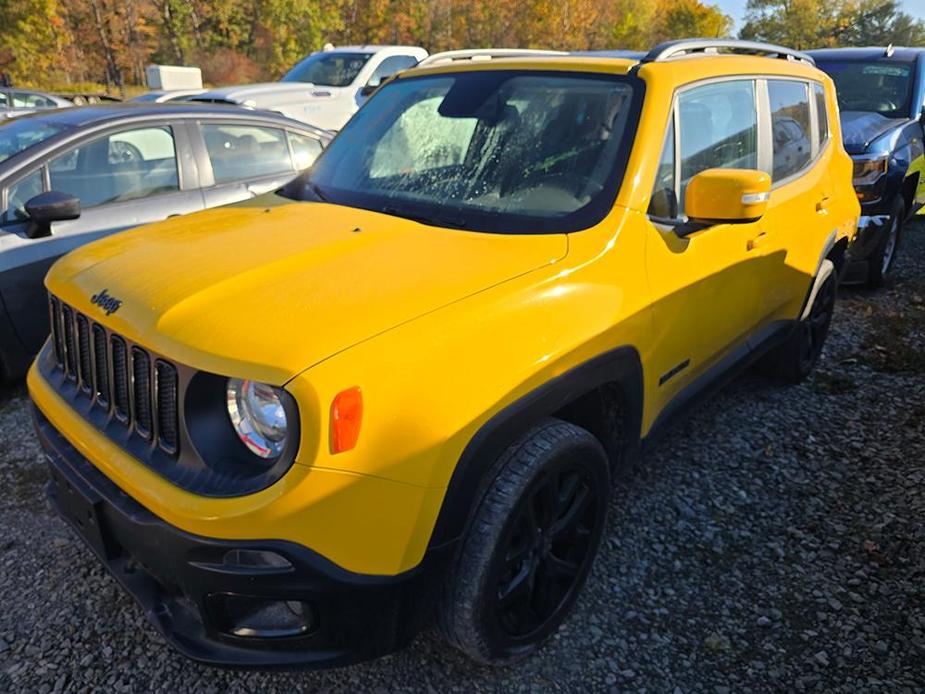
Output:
[[644, 79, 767, 416]]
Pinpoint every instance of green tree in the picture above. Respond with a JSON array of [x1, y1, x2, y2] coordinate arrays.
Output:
[[739, 0, 834, 49], [835, 0, 925, 46]]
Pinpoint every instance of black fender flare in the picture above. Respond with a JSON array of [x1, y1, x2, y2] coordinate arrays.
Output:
[[427, 345, 644, 549]]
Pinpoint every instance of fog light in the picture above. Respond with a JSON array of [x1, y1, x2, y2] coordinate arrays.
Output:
[[210, 594, 316, 638], [221, 549, 292, 571]]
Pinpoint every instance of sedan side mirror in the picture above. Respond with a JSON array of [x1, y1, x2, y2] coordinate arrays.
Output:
[[24, 191, 80, 239], [684, 168, 771, 229]]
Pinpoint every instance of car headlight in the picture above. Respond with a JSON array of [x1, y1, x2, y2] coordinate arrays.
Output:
[[852, 155, 889, 186], [226, 378, 288, 459]]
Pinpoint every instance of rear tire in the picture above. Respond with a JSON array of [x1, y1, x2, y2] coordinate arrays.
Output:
[[761, 272, 836, 384], [865, 197, 904, 289], [438, 419, 610, 664]]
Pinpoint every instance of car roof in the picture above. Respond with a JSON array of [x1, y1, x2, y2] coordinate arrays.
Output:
[[4, 102, 328, 135], [319, 45, 422, 53], [807, 47, 923, 62]]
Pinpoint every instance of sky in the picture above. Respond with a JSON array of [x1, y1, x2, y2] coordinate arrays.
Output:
[[716, 0, 925, 31]]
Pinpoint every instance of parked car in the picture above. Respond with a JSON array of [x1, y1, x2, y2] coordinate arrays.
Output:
[[0, 88, 72, 120], [0, 103, 330, 379], [191, 44, 428, 129], [30, 39, 858, 669], [130, 89, 206, 103], [809, 46, 925, 287]]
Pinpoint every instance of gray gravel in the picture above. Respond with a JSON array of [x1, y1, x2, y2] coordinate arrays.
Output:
[[2, 222, 924, 693]]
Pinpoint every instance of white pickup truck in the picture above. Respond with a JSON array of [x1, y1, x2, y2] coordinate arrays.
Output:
[[191, 45, 428, 131]]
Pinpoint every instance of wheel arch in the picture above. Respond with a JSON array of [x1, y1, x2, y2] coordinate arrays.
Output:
[[428, 345, 643, 549]]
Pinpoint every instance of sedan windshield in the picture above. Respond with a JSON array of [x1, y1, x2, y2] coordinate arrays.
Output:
[[282, 71, 639, 234], [816, 60, 915, 118], [282, 52, 374, 87], [0, 118, 67, 164]]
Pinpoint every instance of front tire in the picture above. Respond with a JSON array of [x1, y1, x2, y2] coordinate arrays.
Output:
[[438, 419, 610, 664]]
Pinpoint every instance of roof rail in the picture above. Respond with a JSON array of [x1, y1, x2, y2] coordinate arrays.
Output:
[[417, 48, 568, 68], [641, 39, 814, 66]]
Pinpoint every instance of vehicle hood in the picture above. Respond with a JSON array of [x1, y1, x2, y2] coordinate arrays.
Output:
[[46, 197, 568, 383], [839, 111, 910, 155], [197, 82, 351, 103]]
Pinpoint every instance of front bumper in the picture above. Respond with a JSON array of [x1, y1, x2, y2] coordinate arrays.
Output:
[[35, 406, 451, 668], [843, 214, 890, 284]]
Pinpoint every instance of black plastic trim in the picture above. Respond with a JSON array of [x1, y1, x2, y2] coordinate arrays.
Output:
[[428, 346, 643, 549], [34, 405, 452, 669]]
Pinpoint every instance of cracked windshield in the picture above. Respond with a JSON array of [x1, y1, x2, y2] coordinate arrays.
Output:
[[291, 72, 636, 233]]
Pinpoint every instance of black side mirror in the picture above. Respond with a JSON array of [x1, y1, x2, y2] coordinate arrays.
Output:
[[360, 78, 382, 97], [24, 191, 80, 238]]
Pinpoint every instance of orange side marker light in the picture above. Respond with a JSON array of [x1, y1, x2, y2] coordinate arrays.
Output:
[[331, 387, 363, 453]]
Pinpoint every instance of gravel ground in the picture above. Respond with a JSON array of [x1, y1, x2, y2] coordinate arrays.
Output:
[[1, 222, 924, 693]]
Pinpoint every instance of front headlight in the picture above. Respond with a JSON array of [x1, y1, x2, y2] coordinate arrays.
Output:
[[226, 378, 288, 459], [852, 155, 889, 186]]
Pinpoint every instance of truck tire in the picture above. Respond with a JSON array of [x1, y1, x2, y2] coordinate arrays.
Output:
[[866, 197, 904, 288], [438, 419, 610, 664]]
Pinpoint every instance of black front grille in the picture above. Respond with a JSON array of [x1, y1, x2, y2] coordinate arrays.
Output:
[[62, 306, 77, 379], [111, 336, 130, 422], [48, 295, 180, 456], [155, 361, 179, 453], [76, 315, 92, 393], [132, 348, 152, 439]]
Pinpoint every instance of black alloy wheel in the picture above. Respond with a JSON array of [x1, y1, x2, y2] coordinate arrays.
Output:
[[492, 462, 599, 640]]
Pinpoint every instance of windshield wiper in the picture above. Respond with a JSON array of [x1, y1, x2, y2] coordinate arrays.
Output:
[[303, 180, 329, 203], [380, 205, 470, 230]]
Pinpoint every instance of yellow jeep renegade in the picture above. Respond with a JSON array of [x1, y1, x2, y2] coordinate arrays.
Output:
[[29, 39, 859, 667]]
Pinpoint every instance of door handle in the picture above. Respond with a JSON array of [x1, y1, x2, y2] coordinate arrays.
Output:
[[747, 232, 769, 251], [816, 196, 832, 213]]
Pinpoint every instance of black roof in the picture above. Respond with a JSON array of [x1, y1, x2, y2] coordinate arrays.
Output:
[[807, 47, 924, 62], [6, 102, 331, 138]]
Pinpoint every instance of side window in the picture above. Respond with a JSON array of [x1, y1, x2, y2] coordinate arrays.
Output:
[[678, 80, 758, 211], [368, 55, 419, 86], [813, 82, 829, 149], [370, 96, 476, 178], [768, 80, 812, 181], [202, 124, 293, 184], [648, 115, 677, 219], [12, 92, 54, 108], [288, 132, 323, 170], [4, 168, 44, 222], [49, 126, 179, 208], [0, 93, 8, 107]]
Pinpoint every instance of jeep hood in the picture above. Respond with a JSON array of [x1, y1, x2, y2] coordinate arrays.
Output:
[[839, 111, 910, 155], [46, 198, 568, 383]]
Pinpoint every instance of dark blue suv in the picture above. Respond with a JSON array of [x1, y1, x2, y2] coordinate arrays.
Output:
[[809, 47, 925, 287]]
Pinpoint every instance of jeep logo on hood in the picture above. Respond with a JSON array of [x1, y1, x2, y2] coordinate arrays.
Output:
[[90, 289, 122, 316]]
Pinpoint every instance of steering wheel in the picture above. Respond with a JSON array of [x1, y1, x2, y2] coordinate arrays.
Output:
[[510, 170, 602, 200], [109, 141, 143, 165]]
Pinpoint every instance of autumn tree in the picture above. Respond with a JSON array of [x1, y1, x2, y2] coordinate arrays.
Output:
[[0, 0, 67, 83]]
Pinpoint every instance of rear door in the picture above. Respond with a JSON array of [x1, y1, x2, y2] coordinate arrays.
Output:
[[196, 122, 302, 207], [0, 121, 204, 353], [748, 78, 834, 331]]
